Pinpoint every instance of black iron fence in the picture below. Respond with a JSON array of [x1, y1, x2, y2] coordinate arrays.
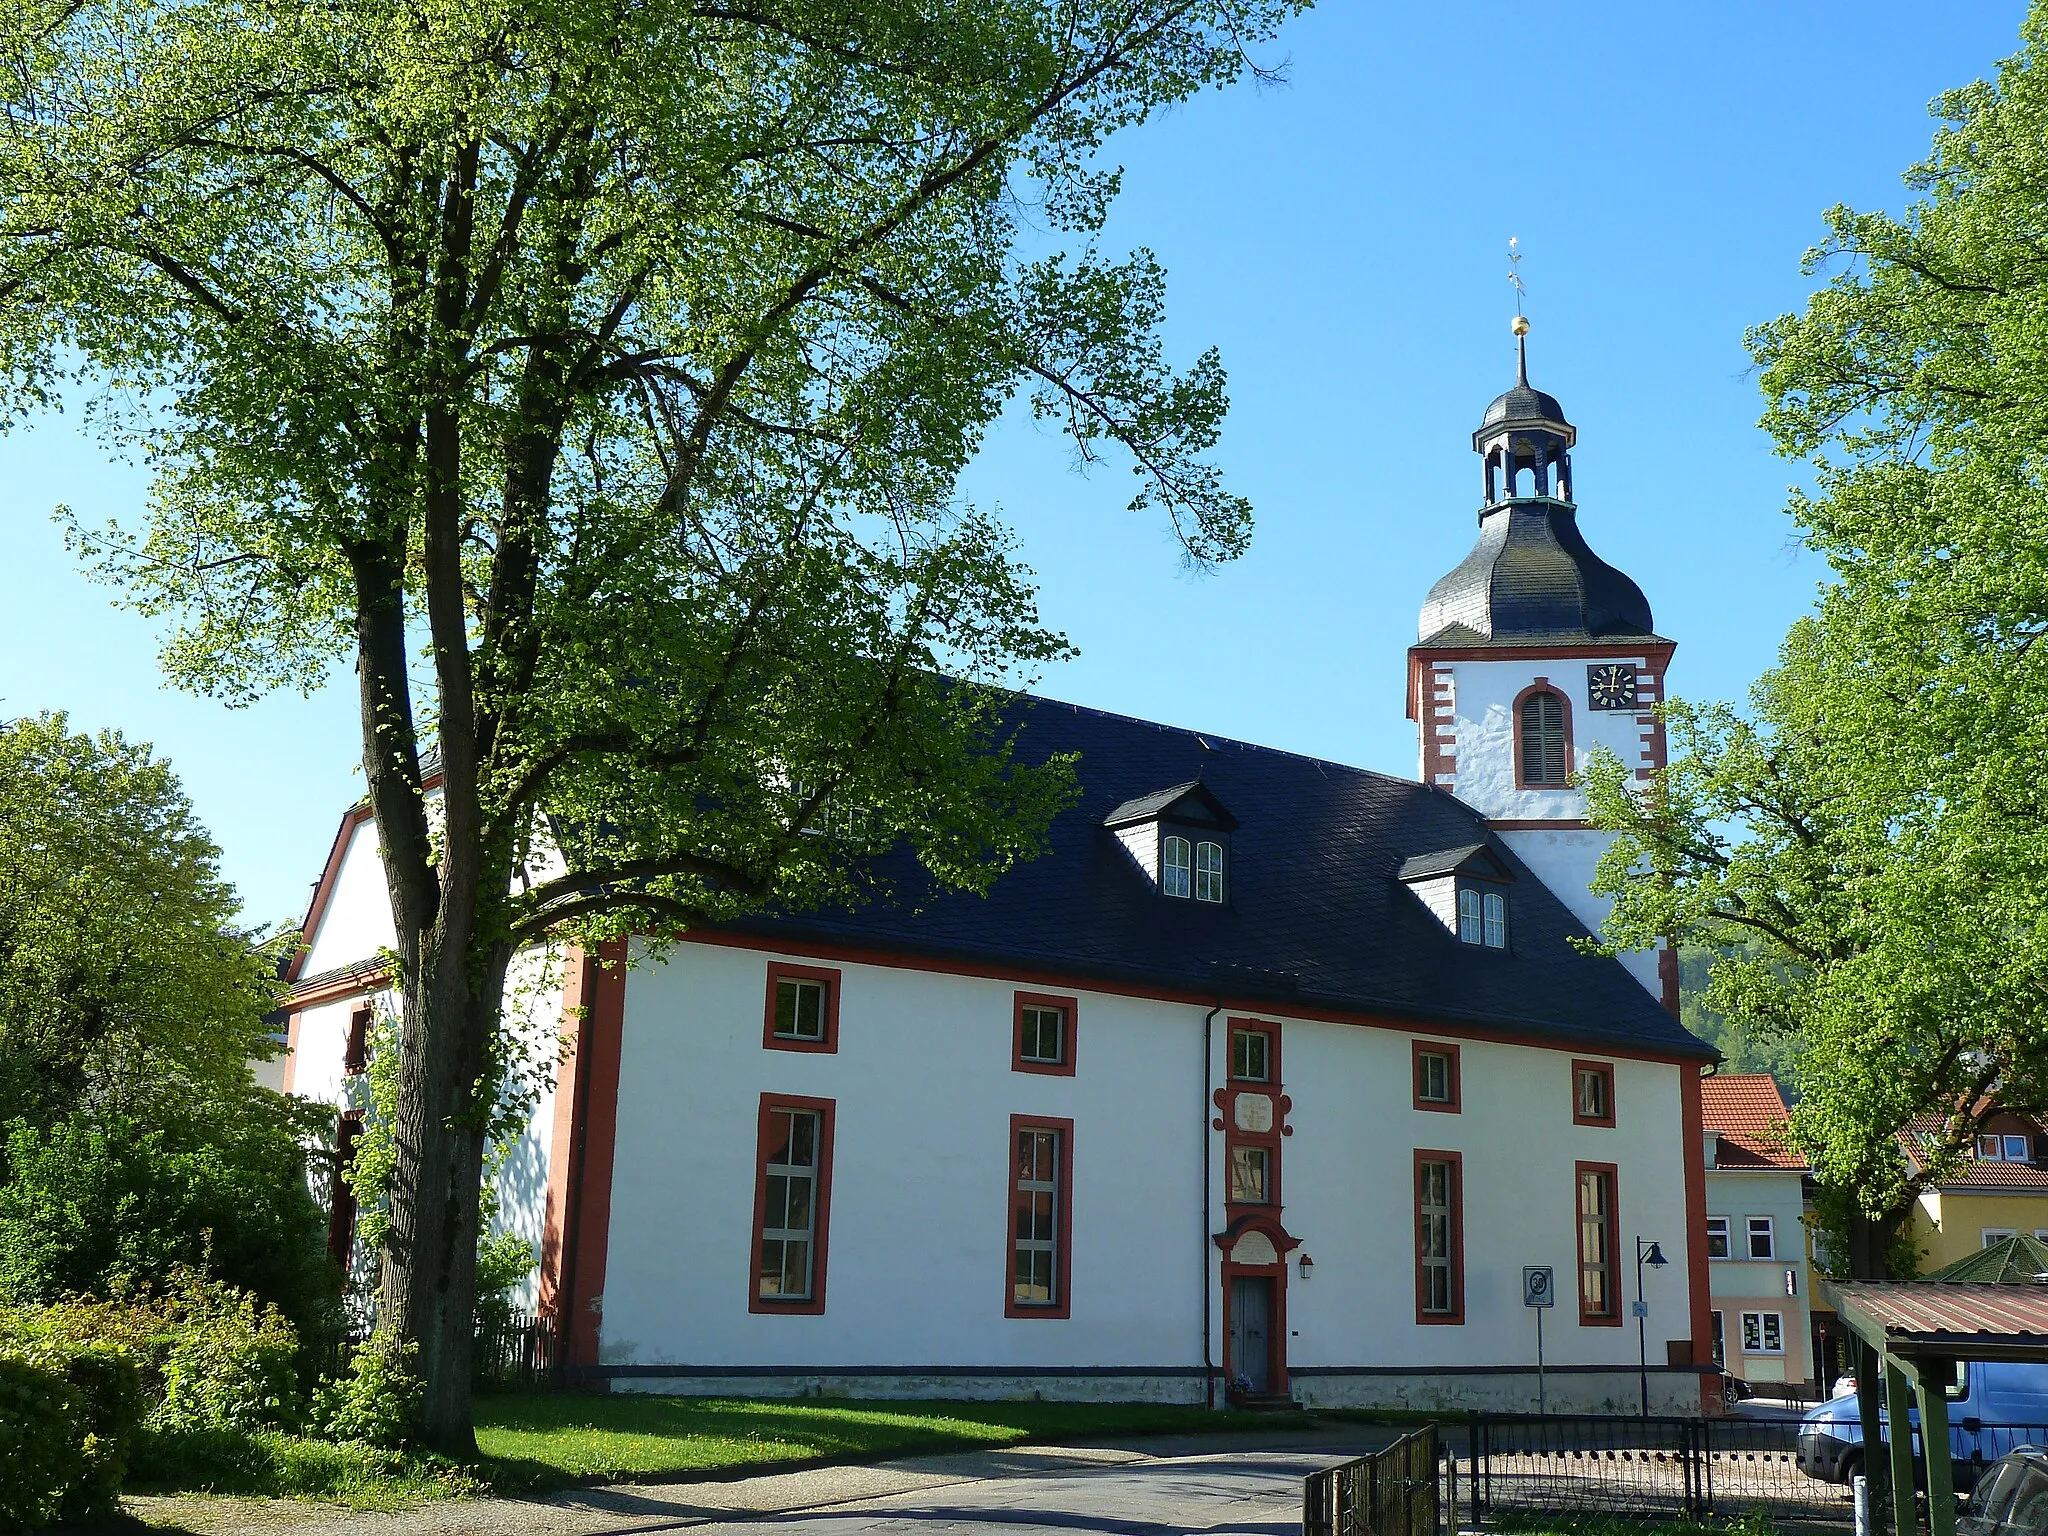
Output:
[[1303, 1424, 1442, 1536], [1462, 1412, 1851, 1528], [474, 1310, 559, 1390]]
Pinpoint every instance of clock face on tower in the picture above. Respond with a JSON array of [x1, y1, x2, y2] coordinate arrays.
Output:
[[1587, 663, 1639, 710]]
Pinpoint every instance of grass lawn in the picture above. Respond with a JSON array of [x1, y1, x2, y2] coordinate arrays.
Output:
[[472, 1393, 1268, 1492]]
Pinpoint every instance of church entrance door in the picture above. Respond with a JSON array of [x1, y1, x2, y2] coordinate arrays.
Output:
[[1228, 1275, 1274, 1392]]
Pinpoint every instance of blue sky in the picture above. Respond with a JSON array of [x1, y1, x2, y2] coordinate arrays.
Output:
[[0, 1, 2028, 926]]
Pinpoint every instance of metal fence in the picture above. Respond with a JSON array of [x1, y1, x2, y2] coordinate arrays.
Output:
[[1303, 1425, 1442, 1536], [474, 1310, 559, 1390], [1463, 1412, 1853, 1528]]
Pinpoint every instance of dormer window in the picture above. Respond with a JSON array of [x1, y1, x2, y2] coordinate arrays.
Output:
[[1399, 843, 1515, 949], [1104, 782, 1236, 904]]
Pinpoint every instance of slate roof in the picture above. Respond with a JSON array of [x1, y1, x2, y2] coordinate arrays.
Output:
[[721, 694, 1712, 1060], [1701, 1074, 1805, 1171], [1417, 502, 1662, 649], [1397, 844, 1512, 883]]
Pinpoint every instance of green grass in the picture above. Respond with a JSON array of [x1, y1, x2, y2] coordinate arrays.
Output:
[[128, 1394, 1276, 1509], [1488, 1515, 1784, 1536], [471, 1393, 1268, 1492]]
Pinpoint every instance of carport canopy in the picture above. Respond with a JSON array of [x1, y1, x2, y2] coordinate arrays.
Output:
[[1824, 1280, 2048, 1536]]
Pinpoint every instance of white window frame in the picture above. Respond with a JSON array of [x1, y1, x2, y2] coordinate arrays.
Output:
[[1705, 1215, 1731, 1260], [1230, 1027, 1270, 1083], [2007, 1134, 2033, 1162], [1978, 1133, 2004, 1160], [1746, 1215, 1775, 1260], [1984, 1228, 2018, 1248], [1481, 890, 1506, 948], [1194, 840, 1225, 903], [1012, 1126, 1062, 1307], [1418, 1158, 1456, 1315], [759, 1107, 821, 1300], [1741, 1310, 1785, 1355], [1162, 835, 1192, 899], [1457, 886, 1483, 944], [773, 977, 828, 1042], [1229, 1144, 1271, 1205], [1416, 1050, 1453, 1105]]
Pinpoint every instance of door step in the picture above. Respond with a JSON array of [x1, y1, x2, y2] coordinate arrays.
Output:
[[1229, 1391, 1304, 1413]]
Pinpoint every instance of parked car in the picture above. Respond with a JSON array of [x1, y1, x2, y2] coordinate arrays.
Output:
[[1797, 1362, 2048, 1490], [1962, 1446, 2048, 1536]]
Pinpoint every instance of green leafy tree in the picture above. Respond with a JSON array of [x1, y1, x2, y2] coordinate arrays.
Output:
[[0, 0, 1303, 1447], [1590, 3, 2048, 1285]]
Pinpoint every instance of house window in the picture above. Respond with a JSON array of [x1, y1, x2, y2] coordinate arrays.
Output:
[[1519, 689, 1569, 787], [1741, 1311, 1785, 1355], [1710, 1310, 1726, 1368], [1007, 1116, 1073, 1318], [2009, 1135, 2034, 1162], [1747, 1216, 1775, 1260], [1456, 888, 1508, 948], [1577, 1163, 1619, 1323], [751, 1096, 835, 1312], [763, 962, 840, 1053], [1013, 992, 1077, 1075], [342, 1005, 372, 1075], [1985, 1229, 2018, 1248], [327, 1111, 364, 1268], [1230, 1145, 1272, 1204], [1414, 1042, 1460, 1112], [1573, 1061, 1616, 1127], [1231, 1026, 1270, 1083], [1194, 840, 1225, 903], [1416, 1152, 1464, 1322], [1705, 1215, 1731, 1260], [1163, 835, 1192, 899], [1978, 1134, 2003, 1160]]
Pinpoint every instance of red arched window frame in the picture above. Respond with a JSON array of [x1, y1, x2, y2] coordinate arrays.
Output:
[[1513, 679, 1573, 790]]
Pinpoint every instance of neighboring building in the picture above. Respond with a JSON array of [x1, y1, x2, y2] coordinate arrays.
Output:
[[1900, 1111, 2048, 1273], [280, 337, 1721, 1413], [1699, 1075, 1812, 1394]]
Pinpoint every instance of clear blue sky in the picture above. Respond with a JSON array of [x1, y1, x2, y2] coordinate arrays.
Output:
[[0, 1, 2028, 927]]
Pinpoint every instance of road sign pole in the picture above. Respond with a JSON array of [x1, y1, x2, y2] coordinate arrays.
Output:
[[1536, 1303, 1545, 1415]]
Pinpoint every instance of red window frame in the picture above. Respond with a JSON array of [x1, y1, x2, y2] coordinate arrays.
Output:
[[749, 1093, 836, 1314], [1575, 1160, 1622, 1326], [762, 961, 841, 1054], [1005, 1114, 1075, 1320], [342, 1004, 372, 1075], [327, 1110, 364, 1268], [1572, 1059, 1617, 1127], [1012, 991, 1078, 1076], [1414, 1148, 1465, 1325], [1412, 1040, 1462, 1113], [1513, 679, 1574, 789]]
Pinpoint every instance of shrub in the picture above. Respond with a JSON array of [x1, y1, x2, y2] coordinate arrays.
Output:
[[312, 1331, 420, 1450], [0, 1356, 81, 1532], [47, 1345, 143, 1523]]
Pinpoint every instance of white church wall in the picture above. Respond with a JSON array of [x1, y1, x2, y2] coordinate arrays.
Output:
[[594, 938, 1703, 1409], [491, 946, 568, 1312], [1495, 827, 1662, 996], [598, 941, 1207, 1382], [299, 814, 397, 979], [1439, 656, 1656, 825]]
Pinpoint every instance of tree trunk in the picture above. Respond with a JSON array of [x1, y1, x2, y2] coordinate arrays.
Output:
[[378, 929, 509, 1456], [1846, 1205, 1899, 1523]]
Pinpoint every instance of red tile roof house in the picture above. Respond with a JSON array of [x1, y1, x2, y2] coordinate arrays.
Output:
[[1898, 1109, 2048, 1274], [1700, 1076, 1815, 1394]]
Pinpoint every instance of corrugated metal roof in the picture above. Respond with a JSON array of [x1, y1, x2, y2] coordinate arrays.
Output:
[[1831, 1282, 2048, 1345]]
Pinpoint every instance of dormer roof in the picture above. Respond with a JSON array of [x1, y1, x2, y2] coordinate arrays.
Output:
[[1102, 781, 1237, 832], [1397, 843, 1515, 884]]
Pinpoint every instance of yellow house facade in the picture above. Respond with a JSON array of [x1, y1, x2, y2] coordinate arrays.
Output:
[[1902, 1111, 2048, 1274], [1701, 1076, 1814, 1392]]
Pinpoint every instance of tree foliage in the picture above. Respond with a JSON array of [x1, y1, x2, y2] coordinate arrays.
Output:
[[1589, 5, 2048, 1279], [0, 0, 1304, 1446]]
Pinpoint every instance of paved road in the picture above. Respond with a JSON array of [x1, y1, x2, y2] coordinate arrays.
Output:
[[135, 1426, 1393, 1536]]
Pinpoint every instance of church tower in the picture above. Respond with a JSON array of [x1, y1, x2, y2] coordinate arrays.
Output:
[[1407, 318, 1677, 1011]]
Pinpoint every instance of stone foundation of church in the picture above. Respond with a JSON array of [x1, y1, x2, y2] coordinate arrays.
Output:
[[589, 1366, 1210, 1404], [1291, 1365, 1714, 1417]]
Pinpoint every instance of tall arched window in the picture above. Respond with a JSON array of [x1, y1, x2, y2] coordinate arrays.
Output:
[[1519, 689, 1568, 787]]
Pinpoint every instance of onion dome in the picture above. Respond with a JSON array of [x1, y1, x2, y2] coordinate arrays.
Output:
[[1417, 323, 1659, 648]]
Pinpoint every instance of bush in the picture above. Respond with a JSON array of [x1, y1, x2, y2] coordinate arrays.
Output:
[[1, 1268, 301, 1433], [0, 1357, 79, 1532], [312, 1331, 421, 1450], [48, 1345, 143, 1523]]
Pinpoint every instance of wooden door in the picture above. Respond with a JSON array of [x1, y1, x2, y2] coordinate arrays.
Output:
[[1229, 1275, 1273, 1392]]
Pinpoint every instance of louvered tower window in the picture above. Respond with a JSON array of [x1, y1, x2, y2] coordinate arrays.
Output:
[[1519, 690, 1568, 787]]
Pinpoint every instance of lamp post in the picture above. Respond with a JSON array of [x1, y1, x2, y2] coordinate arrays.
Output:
[[1635, 1237, 1668, 1417]]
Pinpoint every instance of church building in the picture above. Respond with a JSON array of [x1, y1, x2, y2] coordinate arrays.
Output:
[[280, 337, 1719, 1413]]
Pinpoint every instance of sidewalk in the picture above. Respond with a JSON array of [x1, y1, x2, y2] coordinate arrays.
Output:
[[128, 1423, 1389, 1536]]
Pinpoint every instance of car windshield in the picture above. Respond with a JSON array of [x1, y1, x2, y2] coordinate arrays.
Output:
[[1974, 1455, 2048, 1531]]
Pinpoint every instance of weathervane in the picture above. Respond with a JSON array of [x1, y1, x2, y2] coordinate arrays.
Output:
[[1508, 236, 1530, 380]]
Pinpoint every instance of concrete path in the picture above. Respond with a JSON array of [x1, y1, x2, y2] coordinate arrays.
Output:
[[131, 1424, 1395, 1536]]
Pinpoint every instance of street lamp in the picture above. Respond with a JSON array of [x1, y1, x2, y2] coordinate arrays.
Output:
[[1635, 1238, 1668, 1417]]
